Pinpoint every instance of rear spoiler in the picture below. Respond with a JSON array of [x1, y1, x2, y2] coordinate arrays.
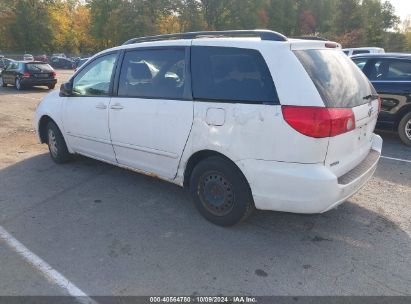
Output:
[[289, 39, 342, 50]]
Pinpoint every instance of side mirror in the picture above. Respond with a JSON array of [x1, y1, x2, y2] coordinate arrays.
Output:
[[60, 82, 73, 97]]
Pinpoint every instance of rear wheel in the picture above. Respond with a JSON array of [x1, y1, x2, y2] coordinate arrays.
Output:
[[189, 156, 255, 226], [46, 121, 72, 163], [0, 76, 6, 87], [398, 112, 411, 147], [48, 84, 55, 90]]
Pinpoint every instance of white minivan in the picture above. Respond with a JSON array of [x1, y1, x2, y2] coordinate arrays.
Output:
[[35, 30, 382, 226]]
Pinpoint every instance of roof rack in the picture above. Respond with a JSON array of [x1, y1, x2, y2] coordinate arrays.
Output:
[[123, 30, 288, 45]]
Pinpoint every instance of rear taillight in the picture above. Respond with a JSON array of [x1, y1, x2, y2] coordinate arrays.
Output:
[[282, 106, 356, 138], [22, 72, 30, 78], [378, 96, 382, 113], [52, 71, 56, 78]]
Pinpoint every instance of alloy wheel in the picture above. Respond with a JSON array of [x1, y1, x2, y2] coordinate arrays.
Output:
[[48, 128, 58, 157], [405, 119, 411, 141]]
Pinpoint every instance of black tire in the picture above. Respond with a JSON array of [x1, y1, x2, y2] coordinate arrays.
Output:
[[15, 77, 23, 90], [189, 156, 255, 226], [48, 84, 56, 90], [46, 121, 72, 163], [398, 112, 411, 147], [0, 76, 6, 87]]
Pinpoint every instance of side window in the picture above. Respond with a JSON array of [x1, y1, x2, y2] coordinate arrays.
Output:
[[72, 53, 117, 96], [191, 46, 278, 103], [386, 60, 411, 81], [362, 60, 383, 80], [352, 58, 368, 71], [352, 50, 370, 55], [118, 48, 185, 100]]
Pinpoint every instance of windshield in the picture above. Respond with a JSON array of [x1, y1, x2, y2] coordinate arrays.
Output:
[[294, 49, 376, 108]]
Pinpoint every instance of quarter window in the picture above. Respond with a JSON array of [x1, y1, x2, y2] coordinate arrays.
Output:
[[118, 49, 186, 100], [72, 53, 117, 96], [191, 46, 278, 103]]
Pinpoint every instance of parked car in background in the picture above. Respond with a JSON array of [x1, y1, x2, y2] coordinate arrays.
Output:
[[35, 30, 382, 226], [0, 58, 14, 71], [352, 53, 411, 146], [34, 54, 49, 63], [52, 53, 66, 58], [0, 61, 57, 90], [74, 57, 89, 71], [50, 56, 75, 69], [343, 47, 385, 56], [23, 54, 34, 61]]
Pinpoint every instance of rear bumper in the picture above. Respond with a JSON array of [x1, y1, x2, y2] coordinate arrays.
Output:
[[236, 134, 383, 214], [21, 78, 57, 86]]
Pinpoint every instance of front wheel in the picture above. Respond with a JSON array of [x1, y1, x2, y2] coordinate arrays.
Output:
[[0, 76, 6, 87], [189, 156, 255, 226], [398, 112, 411, 147], [47, 121, 72, 163]]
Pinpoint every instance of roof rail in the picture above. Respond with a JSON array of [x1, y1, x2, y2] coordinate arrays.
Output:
[[292, 36, 328, 41], [123, 30, 287, 45]]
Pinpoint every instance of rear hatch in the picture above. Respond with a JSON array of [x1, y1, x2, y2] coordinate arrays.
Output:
[[26, 63, 55, 79], [293, 48, 379, 177]]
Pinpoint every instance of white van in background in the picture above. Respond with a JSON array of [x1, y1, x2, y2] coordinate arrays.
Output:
[[343, 47, 385, 56]]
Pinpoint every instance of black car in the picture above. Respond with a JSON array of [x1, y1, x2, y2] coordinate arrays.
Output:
[[352, 53, 411, 146], [50, 56, 75, 69], [0, 61, 57, 90]]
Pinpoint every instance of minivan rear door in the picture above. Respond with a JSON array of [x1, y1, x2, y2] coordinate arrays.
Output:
[[294, 49, 380, 177]]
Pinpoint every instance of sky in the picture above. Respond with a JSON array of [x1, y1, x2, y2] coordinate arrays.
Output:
[[388, 0, 411, 22]]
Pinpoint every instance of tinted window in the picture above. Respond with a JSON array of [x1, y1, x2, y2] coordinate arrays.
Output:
[[72, 53, 117, 96], [26, 63, 53, 72], [343, 50, 349, 55], [352, 58, 367, 70], [360, 59, 411, 81], [294, 49, 375, 108], [352, 50, 370, 55], [191, 46, 278, 103], [118, 49, 185, 100]]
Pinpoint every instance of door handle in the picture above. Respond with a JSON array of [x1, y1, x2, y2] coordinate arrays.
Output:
[[95, 103, 107, 110], [110, 103, 124, 110]]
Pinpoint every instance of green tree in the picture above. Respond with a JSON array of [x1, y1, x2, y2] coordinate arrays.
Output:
[[9, 0, 53, 53]]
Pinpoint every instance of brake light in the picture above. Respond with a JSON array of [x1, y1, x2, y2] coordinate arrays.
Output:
[[22, 72, 30, 78], [325, 42, 338, 48], [52, 71, 57, 78], [282, 106, 356, 138], [378, 96, 382, 113]]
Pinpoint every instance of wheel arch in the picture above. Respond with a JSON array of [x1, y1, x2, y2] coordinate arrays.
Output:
[[38, 115, 57, 144], [183, 149, 251, 190]]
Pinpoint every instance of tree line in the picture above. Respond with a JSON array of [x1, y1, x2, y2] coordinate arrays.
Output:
[[0, 0, 410, 55]]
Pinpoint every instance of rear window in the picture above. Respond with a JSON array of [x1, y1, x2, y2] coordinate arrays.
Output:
[[26, 63, 53, 72], [352, 50, 370, 55], [294, 49, 375, 108], [191, 46, 279, 104]]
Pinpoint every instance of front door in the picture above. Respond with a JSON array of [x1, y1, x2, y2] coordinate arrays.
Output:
[[62, 52, 118, 163], [109, 47, 193, 179]]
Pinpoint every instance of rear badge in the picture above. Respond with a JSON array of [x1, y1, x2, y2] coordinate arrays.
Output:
[[330, 161, 340, 167]]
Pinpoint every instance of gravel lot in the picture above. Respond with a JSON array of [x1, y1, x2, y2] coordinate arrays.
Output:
[[0, 69, 410, 297]]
